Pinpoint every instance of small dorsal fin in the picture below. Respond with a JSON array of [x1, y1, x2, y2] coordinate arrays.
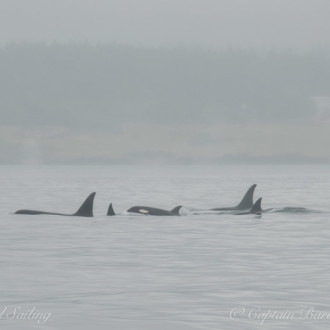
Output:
[[170, 205, 182, 215], [250, 197, 262, 214], [236, 184, 257, 210], [107, 203, 116, 216], [73, 192, 96, 217]]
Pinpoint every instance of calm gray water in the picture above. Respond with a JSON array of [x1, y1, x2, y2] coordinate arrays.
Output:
[[0, 165, 330, 330]]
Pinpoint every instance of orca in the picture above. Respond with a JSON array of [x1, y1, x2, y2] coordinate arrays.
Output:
[[106, 204, 182, 216], [211, 184, 257, 211], [14, 192, 96, 217], [235, 197, 263, 215], [127, 205, 182, 216]]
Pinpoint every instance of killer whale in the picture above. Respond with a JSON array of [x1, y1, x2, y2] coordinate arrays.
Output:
[[14, 192, 96, 217], [211, 184, 257, 211], [106, 204, 182, 216], [235, 197, 263, 215], [127, 205, 182, 216]]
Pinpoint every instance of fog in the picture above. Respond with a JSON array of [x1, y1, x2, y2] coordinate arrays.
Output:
[[0, 1, 329, 164], [1, 0, 330, 50]]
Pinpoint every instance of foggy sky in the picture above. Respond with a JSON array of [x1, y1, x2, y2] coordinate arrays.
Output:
[[1, 0, 330, 51], [0, 1, 329, 164]]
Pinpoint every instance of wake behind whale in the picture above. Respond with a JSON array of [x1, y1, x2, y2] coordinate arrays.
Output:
[[266, 207, 320, 214]]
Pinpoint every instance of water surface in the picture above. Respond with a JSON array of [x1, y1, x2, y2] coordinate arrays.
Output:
[[0, 165, 330, 330]]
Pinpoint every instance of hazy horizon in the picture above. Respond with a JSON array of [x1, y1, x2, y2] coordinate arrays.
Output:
[[0, 1, 329, 164], [1, 0, 330, 51]]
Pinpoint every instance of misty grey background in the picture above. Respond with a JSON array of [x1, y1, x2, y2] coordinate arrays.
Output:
[[0, 0, 329, 164], [1, 0, 330, 50]]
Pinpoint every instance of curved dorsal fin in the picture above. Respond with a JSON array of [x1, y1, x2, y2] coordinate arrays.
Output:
[[236, 184, 257, 210], [107, 203, 116, 216], [73, 192, 96, 217], [250, 197, 262, 214], [170, 205, 182, 215]]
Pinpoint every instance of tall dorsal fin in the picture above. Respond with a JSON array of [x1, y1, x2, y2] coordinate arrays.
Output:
[[73, 192, 96, 217], [250, 197, 262, 214], [170, 205, 182, 215], [107, 203, 116, 216], [236, 184, 257, 210]]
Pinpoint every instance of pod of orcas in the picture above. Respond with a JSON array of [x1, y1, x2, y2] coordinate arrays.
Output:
[[13, 184, 263, 217]]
